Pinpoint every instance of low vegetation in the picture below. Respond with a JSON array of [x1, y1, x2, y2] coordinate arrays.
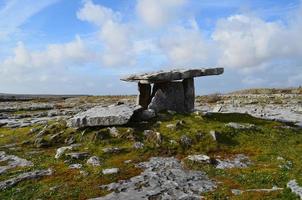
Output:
[[0, 112, 301, 199]]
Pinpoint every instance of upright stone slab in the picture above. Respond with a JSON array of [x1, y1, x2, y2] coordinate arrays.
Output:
[[137, 83, 151, 109], [148, 82, 185, 113], [183, 78, 195, 112]]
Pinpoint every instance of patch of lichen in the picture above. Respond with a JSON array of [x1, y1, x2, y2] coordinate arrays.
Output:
[[0, 112, 302, 199]]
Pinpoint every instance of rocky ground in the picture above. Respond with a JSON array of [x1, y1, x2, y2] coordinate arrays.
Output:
[[0, 88, 301, 199]]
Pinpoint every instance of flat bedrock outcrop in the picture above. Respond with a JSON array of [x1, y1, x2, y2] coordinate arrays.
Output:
[[92, 157, 215, 200], [68, 104, 142, 128]]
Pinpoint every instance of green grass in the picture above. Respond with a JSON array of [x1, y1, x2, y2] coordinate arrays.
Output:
[[0, 112, 301, 199]]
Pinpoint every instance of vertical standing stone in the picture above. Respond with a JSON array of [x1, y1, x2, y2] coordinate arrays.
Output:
[[148, 82, 186, 113], [183, 78, 195, 112], [137, 82, 151, 109]]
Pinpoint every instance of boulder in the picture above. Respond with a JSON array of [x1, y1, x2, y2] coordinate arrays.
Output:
[[68, 104, 142, 128]]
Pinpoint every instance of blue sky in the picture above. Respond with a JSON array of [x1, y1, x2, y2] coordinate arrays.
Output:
[[0, 0, 301, 95]]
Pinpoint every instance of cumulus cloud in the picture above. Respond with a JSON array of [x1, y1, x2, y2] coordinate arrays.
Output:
[[77, 0, 138, 67], [136, 0, 188, 28], [212, 11, 302, 70], [159, 20, 211, 66], [0, 36, 93, 79]]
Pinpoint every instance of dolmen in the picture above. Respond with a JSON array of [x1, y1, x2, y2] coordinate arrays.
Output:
[[69, 67, 223, 128], [121, 68, 224, 113]]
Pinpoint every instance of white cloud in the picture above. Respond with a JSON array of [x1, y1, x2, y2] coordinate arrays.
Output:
[[136, 0, 188, 28], [160, 21, 211, 66], [77, 0, 137, 67], [0, 36, 93, 79], [212, 11, 302, 70]]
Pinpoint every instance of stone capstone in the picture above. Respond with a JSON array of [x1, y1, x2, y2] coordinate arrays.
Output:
[[68, 104, 142, 128], [121, 68, 224, 83]]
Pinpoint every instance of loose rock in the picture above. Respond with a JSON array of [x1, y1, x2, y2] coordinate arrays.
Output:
[[87, 156, 101, 166], [102, 168, 119, 175]]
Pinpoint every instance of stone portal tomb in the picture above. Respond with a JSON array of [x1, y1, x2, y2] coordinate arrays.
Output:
[[121, 68, 224, 113]]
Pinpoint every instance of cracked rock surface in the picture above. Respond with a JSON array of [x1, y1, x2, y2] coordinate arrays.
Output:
[[92, 157, 215, 200]]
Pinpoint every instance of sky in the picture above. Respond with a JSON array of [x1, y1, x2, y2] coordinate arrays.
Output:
[[0, 0, 301, 95]]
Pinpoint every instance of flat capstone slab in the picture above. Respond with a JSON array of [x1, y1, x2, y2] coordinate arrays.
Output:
[[121, 68, 224, 83], [68, 104, 141, 128]]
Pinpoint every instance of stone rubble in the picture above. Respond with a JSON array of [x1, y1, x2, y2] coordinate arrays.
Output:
[[92, 157, 215, 200]]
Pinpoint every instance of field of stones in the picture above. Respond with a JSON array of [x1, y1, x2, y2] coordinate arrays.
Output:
[[0, 88, 302, 199]]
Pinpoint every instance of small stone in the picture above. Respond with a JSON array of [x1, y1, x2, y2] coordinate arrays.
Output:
[[102, 168, 119, 175], [108, 127, 119, 138], [124, 160, 132, 164], [66, 152, 89, 160], [166, 124, 176, 130], [231, 189, 243, 195], [210, 130, 218, 141], [133, 142, 144, 149], [186, 155, 211, 164], [69, 164, 82, 169], [87, 156, 101, 166], [180, 135, 192, 148], [55, 146, 73, 159]]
